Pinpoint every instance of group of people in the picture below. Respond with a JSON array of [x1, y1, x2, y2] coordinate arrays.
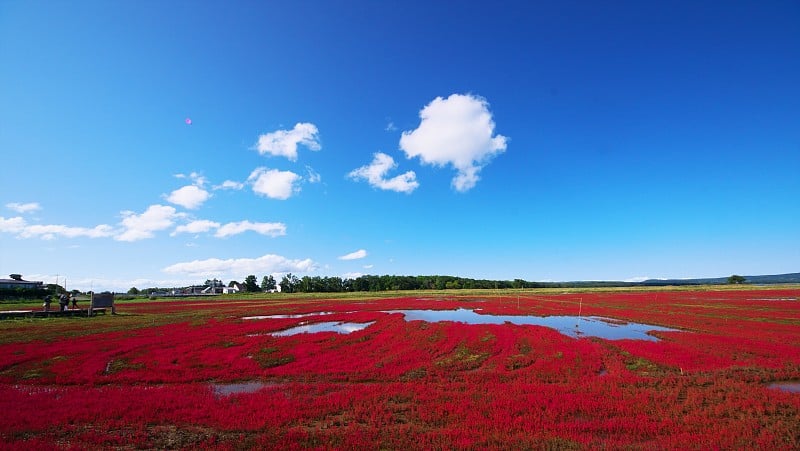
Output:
[[42, 294, 78, 312]]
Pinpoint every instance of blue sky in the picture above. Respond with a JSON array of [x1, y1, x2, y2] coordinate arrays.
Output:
[[1, 1, 798, 292]]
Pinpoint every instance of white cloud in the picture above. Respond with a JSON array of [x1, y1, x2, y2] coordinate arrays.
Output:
[[175, 172, 207, 187], [624, 276, 651, 283], [214, 220, 286, 238], [166, 185, 210, 209], [363, 264, 374, 269], [214, 180, 245, 190], [6, 202, 41, 214], [19, 224, 116, 240], [399, 93, 507, 192], [339, 249, 367, 260], [0, 216, 115, 240], [305, 166, 322, 184], [254, 123, 321, 161], [342, 272, 364, 280], [0, 216, 26, 233], [385, 121, 397, 132], [171, 219, 221, 236], [248, 167, 301, 200], [348, 152, 418, 194], [163, 253, 318, 278], [116, 204, 181, 242]]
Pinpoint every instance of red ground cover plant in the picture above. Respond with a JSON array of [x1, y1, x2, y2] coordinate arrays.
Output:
[[1, 289, 798, 449]]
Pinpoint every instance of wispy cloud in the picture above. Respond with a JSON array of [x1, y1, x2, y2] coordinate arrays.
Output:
[[400, 93, 507, 192], [305, 165, 322, 184], [174, 172, 207, 187], [19, 223, 116, 240], [339, 249, 367, 260], [6, 202, 41, 214], [254, 123, 321, 161], [213, 180, 245, 191], [171, 219, 221, 236], [0, 216, 115, 240], [214, 220, 286, 238], [348, 152, 418, 194], [170, 219, 286, 238], [163, 253, 317, 278], [248, 167, 301, 200], [0, 216, 26, 234]]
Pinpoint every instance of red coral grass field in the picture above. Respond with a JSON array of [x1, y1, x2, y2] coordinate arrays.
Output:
[[1, 289, 799, 449]]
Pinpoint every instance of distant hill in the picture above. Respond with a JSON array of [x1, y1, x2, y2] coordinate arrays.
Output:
[[639, 272, 800, 286]]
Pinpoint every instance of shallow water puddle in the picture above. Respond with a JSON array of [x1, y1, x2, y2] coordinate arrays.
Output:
[[212, 381, 268, 396], [383, 308, 678, 341], [270, 321, 375, 336], [768, 382, 800, 393], [243, 312, 335, 320]]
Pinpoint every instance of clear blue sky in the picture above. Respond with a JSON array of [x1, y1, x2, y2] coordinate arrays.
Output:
[[1, 0, 798, 292]]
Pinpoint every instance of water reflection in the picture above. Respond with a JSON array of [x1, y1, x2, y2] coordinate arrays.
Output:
[[243, 312, 335, 320], [271, 321, 375, 337], [768, 382, 800, 393], [383, 308, 677, 341], [212, 381, 267, 396]]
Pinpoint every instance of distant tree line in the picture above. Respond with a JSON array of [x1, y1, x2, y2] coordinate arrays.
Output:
[[126, 272, 761, 296], [248, 274, 553, 293]]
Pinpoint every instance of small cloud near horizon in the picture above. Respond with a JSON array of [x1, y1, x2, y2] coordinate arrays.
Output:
[[163, 253, 317, 278], [339, 249, 367, 260]]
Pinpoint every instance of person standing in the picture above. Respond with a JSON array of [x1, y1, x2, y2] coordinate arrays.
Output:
[[71, 294, 78, 310], [43, 295, 52, 312]]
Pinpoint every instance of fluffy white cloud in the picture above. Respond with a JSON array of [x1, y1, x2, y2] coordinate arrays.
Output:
[[254, 123, 321, 161], [166, 185, 210, 209], [348, 153, 418, 193], [339, 249, 367, 260], [116, 204, 181, 242], [248, 167, 301, 200], [171, 219, 221, 236], [163, 254, 317, 278], [214, 220, 286, 238], [6, 202, 41, 214], [399, 93, 507, 192], [0, 216, 114, 240], [342, 272, 364, 280]]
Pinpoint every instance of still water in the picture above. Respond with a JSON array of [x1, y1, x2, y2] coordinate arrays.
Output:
[[269, 321, 375, 337], [767, 382, 800, 393], [212, 381, 268, 396], [383, 308, 677, 341]]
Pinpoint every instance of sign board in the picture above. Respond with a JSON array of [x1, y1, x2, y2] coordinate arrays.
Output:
[[90, 292, 115, 314]]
